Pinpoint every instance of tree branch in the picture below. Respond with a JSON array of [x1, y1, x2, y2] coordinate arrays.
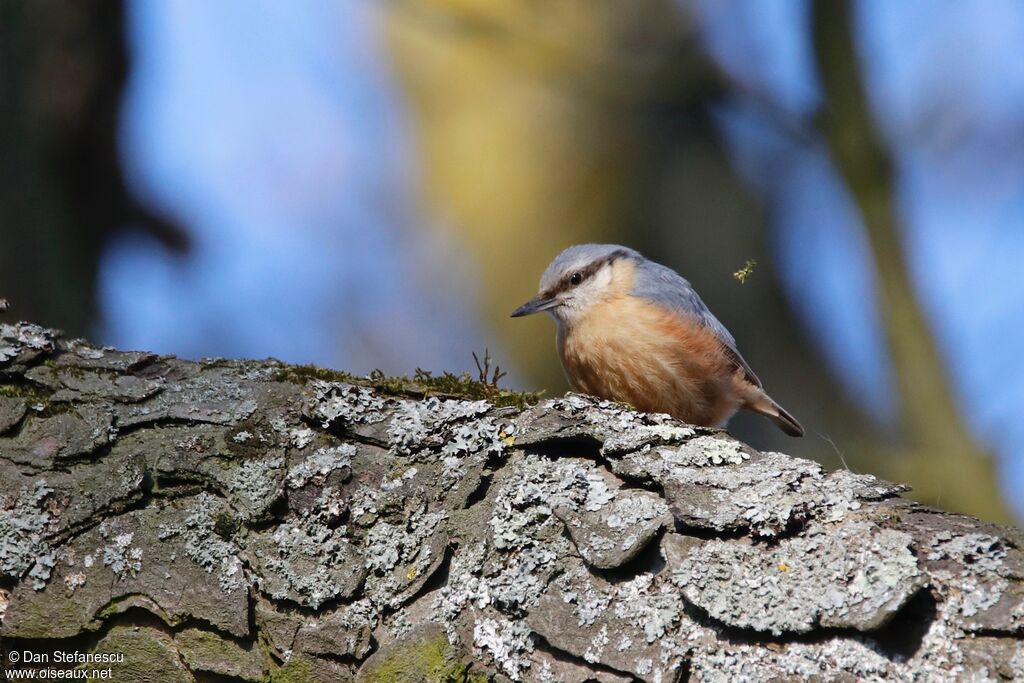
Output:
[[1, 322, 1021, 681]]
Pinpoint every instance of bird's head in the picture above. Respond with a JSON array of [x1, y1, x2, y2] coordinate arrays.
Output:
[[511, 244, 639, 327]]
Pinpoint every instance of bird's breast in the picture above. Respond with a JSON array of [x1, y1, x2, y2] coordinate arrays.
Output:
[[558, 296, 741, 424]]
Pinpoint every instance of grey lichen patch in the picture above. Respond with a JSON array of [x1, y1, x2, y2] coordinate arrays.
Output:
[[0, 322, 56, 369], [26, 551, 58, 591], [99, 527, 143, 578], [663, 449, 906, 538], [363, 503, 449, 609], [0, 450, 146, 553], [289, 425, 316, 448], [667, 518, 925, 635], [386, 396, 513, 505], [556, 483, 671, 570], [303, 383, 513, 513], [287, 444, 354, 489], [1011, 643, 1024, 680], [488, 455, 618, 556], [529, 562, 699, 681], [2, 498, 249, 639], [610, 438, 748, 485], [514, 394, 701, 453], [664, 451, 820, 536], [386, 395, 492, 455], [305, 380, 388, 430], [482, 450, 661, 578], [157, 493, 247, 596], [0, 479, 57, 584], [472, 615, 536, 680], [687, 609, 1013, 683], [224, 453, 286, 521], [924, 530, 1024, 633], [436, 454, 689, 681], [456, 455, 653, 616], [143, 424, 285, 521], [249, 487, 366, 609], [688, 634, 896, 682], [665, 435, 749, 468]]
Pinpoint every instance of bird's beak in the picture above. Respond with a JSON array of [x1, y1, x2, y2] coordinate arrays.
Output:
[[510, 295, 558, 318]]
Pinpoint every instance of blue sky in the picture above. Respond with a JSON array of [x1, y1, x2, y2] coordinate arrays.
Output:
[[101, 0, 1024, 516], [102, 0, 493, 374]]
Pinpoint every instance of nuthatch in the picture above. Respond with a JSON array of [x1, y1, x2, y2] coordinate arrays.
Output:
[[511, 244, 803, 436]]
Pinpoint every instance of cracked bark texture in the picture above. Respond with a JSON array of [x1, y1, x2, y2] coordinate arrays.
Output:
[[1, 322, 1022, 682]]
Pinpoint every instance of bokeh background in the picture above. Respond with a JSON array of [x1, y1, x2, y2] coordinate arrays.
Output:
[[2, 0, 1022, 523]]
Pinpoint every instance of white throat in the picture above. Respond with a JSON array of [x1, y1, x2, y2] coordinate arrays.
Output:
[[548, 262, 616, 329]]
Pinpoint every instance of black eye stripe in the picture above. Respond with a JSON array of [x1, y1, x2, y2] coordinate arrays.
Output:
[[544, 249, 631, 298]]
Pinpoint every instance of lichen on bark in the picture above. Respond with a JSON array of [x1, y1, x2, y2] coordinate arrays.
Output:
[[0, 321, 1021, 682]]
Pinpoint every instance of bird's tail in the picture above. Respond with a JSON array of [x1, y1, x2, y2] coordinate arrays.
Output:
[[747, 391, 804, 437]]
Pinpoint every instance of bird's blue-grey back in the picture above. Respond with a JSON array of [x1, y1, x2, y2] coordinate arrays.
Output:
[[630, 251, 762, 387], [631, 258, 735, 346]]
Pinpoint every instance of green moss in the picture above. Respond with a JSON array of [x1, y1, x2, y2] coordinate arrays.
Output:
[[0, 381, 48, 401], [55, 363, 88, 380], [405, 368, 542, 410], [78, 625, 192, 683], [272, 363, 358, 386], [4, 590, 90, 639], [213, 510, 241, 539], [273, 363, 542, 411], [267, 655, 318, 683], [176, 627, 266, 681], [176, 626, 226, 647], [359, 633, 488, 683]]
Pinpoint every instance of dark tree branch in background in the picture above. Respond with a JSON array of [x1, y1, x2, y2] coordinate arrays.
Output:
[[0, 1, 186, 337], [811, 0, 1010, 522]]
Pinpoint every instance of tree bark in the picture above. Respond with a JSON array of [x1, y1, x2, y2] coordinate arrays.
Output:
[[1, 322, 1021, 681]]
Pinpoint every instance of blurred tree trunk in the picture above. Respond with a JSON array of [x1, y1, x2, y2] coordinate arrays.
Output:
[[0, 1, 184, 337], [379, 0, 877, 467], [812, 0, 1011, 522]]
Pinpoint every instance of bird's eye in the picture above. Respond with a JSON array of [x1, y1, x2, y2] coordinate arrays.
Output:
[[570, 272, 583, 286]]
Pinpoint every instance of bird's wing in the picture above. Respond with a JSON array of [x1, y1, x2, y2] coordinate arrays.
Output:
[[632, 259, 763, 388]]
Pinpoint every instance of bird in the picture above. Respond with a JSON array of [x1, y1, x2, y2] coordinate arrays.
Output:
[[510, 244, 803, 436]]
